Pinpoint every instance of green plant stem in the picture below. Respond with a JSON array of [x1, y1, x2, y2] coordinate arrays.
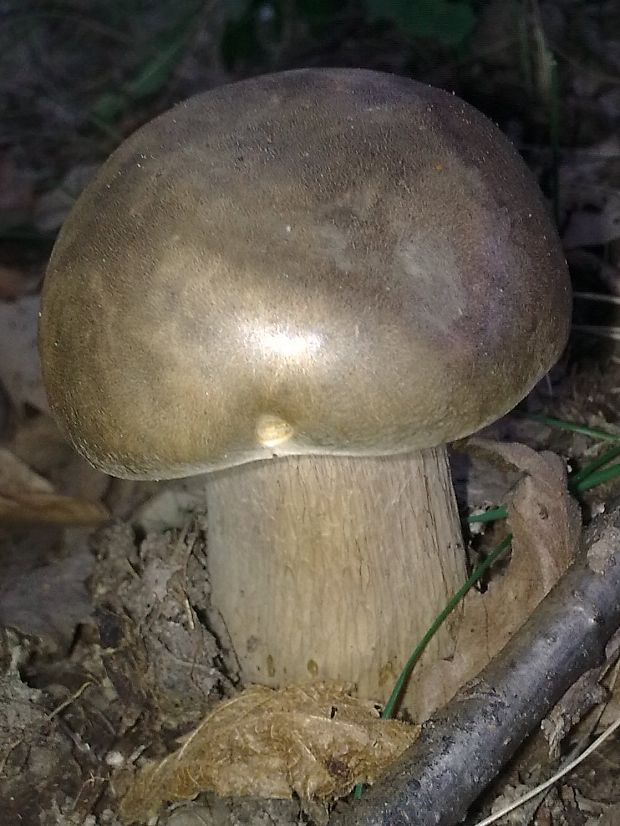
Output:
[[466, 505, 508, 524], [465, 420, 620, 527], [381, 534, 513, 720], [353, 533, 513, 800], [354, 415, 620, 801], [573, 462, 620, 492], [525, 414, 620, 442], [569, 445, 620, 488]]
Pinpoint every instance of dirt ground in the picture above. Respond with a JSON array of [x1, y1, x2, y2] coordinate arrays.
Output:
[[1, 1, 620, 824]]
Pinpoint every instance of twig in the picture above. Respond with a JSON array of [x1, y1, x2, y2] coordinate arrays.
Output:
[[48, 680, 94, 720], [330, 502, 620, 826], [472, 714, 620, 826]]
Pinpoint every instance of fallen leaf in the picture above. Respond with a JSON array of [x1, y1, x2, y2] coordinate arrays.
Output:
[[0, 447, 109, 526], [462, 438, 579, 641], [0, 263, 42, 301], [0, 295, 48, 412], [0, 152, 35, 225], [0, 489, 109, 526], [132, 480, 208, 533], [559, 139, 620, 249], [405, 440, 581, 713], [0, 548, 94, 643], [10, 412, 111, 502], [468, 438, 579, 589], [0, 447, 51, 491], [563, 193, 620, 249], [120, 682, 419, 823], [33, 165, 98, 233]]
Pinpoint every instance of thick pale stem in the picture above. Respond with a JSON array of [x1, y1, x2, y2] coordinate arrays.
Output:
[[205, 447, 466, 719]]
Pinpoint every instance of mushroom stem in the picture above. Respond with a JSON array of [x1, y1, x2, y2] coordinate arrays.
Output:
[[204, 447, 467, 718]]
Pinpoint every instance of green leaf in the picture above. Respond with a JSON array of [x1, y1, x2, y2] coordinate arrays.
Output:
[[297, 0, 342, 35], [90, 4, 204, 127], [223, 0, 254, 19], [364, 0, 477, 47]]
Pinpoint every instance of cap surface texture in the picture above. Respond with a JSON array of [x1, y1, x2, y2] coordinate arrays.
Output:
[[39, 68, 572, 478]]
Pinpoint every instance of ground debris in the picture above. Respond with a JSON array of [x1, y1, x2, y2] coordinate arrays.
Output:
[[120, 681, 419, 824]]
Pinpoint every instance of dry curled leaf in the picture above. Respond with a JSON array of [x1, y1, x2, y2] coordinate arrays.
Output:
[[10, 412, 111, 503], [459, 439, 579, 649], [33, 165, 98, 233], [0, 263, 42, 301], [0, 151, 35, 224], [467, 438, 580, 587], [0, 294, 48, 412], [0, 447, 109, 525], [120, 681, 419, 823], [407, 439, 581, 712]]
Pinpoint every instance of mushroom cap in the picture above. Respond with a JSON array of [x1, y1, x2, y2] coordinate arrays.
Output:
[[39, 68, 571, 480]]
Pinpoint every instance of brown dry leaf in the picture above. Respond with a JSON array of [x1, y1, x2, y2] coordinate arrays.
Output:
[[0, 151, 35, 224], [132, 479, 208, 533], [0, 294, 48, 412], [0, 447, 109, 525], [120, 682, 419, 824], [415, 439, 581, 709], [563, 190, 620, 249], [33, 165, 98, 233], [461, 439, 580, 648], [469, 438, 579, 586], [559, 139, 620, 250], [10, 412, 111, 502], [0, 263, 42, 301]]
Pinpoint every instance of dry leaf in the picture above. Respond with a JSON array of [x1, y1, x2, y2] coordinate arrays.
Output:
[[33, 165, 98, 233], [132, 482, 208, 533], [0, 447, 51, 492], [0, 151, 35, 224], [0, 489, 109, 525], [563, 191, 620, 249], [455, 440, 580, 659], [10, 412, 111, 503], [0, 263, 42, 301], [559, 139, 620, 249], [407, 440, 581, 712], [120, 682, 419, 824], [468, 438, 579, 589], [0, 447, 109, 525], [0, 294, 48, 412]]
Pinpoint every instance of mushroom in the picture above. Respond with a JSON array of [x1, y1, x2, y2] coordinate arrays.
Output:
[[39, 68, 571, 718]]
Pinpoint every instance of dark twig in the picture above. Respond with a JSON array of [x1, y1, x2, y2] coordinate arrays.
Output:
[[330, 503, 620, 826]]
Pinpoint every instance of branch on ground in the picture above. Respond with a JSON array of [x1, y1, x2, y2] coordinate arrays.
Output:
[[331, 500, 620, 826]]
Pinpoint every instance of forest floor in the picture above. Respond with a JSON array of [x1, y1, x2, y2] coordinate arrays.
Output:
[[1, 2, 619, 825]]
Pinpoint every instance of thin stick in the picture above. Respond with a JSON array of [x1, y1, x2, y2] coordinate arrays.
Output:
[[472, 715, 620, 826]]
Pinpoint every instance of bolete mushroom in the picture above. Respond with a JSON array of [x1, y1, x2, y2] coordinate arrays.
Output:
[[39, 68, 571, 718]]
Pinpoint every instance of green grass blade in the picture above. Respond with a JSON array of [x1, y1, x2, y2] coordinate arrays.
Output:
[[525, 414, 620, 442], [465, 505, 508, 524], [569, 444, 620, 488], [572, 462, 620, 492], [353, 533, 513, 800], [381, 533, 513, 720]]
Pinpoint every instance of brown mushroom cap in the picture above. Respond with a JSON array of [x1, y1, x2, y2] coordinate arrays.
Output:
[[39, 68, 571, 479]]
